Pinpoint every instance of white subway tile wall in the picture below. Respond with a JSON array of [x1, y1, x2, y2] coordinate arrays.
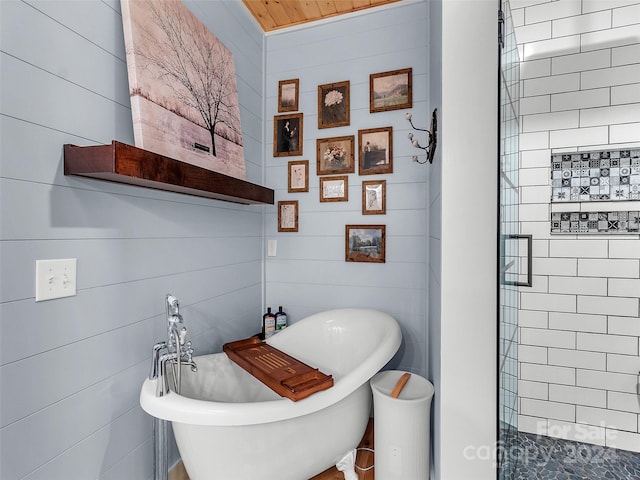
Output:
[[548, 311, 607, 332], [611, 43, 640, 66], [520, 379, 551, 400], [548, 347, 607, 370], [512, 0, 640, 453], [521, 58, 552, 79]]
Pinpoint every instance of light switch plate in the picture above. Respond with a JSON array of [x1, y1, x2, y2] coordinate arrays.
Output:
[[267, 240, 277, 257], [35, 258, 77, 302]]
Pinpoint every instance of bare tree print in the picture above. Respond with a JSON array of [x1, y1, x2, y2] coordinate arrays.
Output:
[[130, 0, 241, 157]]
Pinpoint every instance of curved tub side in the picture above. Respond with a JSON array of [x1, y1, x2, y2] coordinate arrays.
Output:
[[173, 384, 371, 480], [268, 308, 401, 376]]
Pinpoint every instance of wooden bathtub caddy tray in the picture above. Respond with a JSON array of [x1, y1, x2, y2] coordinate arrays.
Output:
[[223, 337, 333, 401]]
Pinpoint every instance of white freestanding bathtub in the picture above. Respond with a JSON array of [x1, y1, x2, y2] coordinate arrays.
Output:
[[140, 308, 402, 480]]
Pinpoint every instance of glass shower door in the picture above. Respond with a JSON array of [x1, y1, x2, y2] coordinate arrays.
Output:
[[498, 1, 521, 478]]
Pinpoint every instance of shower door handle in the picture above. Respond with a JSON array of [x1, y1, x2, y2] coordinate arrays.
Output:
[[500, 234, 532, 287]]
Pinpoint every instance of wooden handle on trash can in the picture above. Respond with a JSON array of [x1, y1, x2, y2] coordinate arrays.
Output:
[[390, 372, 411, 398]]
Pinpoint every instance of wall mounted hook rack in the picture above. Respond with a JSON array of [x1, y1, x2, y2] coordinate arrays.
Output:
[[406, 108, 438, 165]]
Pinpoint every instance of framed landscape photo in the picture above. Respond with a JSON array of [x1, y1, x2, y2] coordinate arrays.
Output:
[[288, 160, 309, 193], [316, 135, 355, 175], [370, 68, 412, 113], [345, 225, 386, 263], [362, 180, 386, 215], [274, 113, 303, 157], [318, 81, 350, 129], [359, 126, 393, 175], [320, 175, 349, 202], [278, 200, 298, 232], [278, 79, 299, 112]]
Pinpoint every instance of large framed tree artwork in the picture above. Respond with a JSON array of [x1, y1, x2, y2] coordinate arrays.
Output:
[[121, 0, 246, 180]]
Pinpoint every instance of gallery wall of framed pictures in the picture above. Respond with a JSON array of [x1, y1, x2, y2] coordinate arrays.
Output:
[[274, 68, 414, 264]]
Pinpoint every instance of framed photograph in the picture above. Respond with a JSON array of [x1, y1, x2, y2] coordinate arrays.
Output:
[[362, 180, 386, 215], [345, 225, 386, 263], [318, 80, 350, 129], [274, 113, 303, 157], [278, 200, 298, 232], [288, 160, 309, 193], [278, 79, 299, 112], [316, 135, 355, 175], [359, 126, 393, 175], [370, 68, 412, 113], [320, 175, 349, 202]]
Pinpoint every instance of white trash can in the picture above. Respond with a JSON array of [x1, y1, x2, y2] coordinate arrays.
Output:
[[370, 370, 434, 480]]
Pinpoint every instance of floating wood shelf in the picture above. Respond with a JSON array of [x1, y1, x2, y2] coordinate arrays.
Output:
[[223, 336, 334, 401], [64, 141, 274, 205]]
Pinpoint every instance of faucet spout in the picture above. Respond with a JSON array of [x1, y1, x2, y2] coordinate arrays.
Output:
[[181, 359, 198, 373], [149, 341, 168, 380], [156, 352, 178, 397]]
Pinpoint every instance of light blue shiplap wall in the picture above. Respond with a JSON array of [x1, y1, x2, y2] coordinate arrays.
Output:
[[0, 1, 264, 479], [264, 0, 431, 377]]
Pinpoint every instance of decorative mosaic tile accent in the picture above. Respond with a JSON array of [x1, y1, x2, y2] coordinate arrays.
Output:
[[551, 148, 640, 202], [551, 211, 640, 234], [500, 430, 640, 480]]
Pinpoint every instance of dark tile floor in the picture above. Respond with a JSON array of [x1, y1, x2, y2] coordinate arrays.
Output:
[[501, 431, 640, 480]]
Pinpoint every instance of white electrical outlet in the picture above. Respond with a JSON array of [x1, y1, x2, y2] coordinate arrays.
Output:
[[35, 258, 77, 302]]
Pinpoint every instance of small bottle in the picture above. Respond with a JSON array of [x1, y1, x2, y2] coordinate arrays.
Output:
[[275, 306, 288, 331], [263, 307, 276, 339]]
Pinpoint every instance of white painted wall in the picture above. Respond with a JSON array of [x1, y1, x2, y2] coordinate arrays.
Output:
[[428, 0, 443, 477], [512, 0, 640, 453], [438, 1, 498, 479]]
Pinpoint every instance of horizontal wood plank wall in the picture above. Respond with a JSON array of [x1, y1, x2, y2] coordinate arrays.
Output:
[[264, 0, 430, 377], [0, 1, 265, 479]]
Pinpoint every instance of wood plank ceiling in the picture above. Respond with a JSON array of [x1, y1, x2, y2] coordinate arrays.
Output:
[[242, 0, 401, 32]]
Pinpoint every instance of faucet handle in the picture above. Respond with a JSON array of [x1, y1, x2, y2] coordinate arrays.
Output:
[[180, 340, 194, 362], [166, 294, 180, 317], [166, 294, 179, 308], [179, 327, 188, 346]]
